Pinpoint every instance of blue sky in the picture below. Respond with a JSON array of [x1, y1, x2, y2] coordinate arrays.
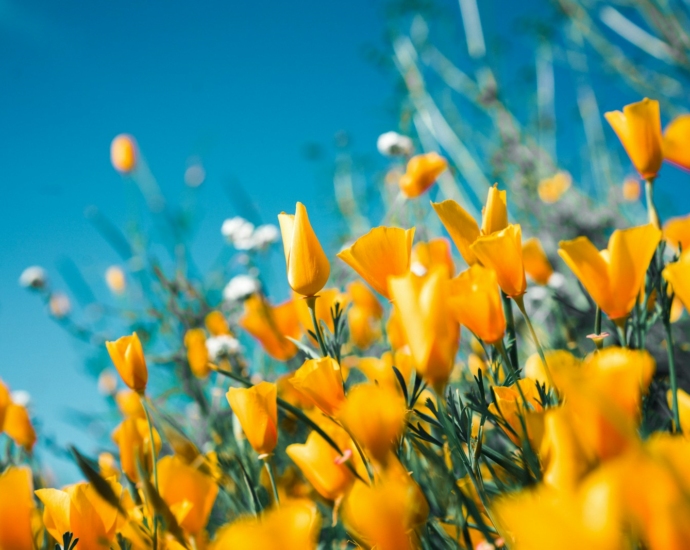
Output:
[[1, 0, 688, 482]]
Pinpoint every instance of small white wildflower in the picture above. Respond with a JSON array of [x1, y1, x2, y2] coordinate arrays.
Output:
[[377, 131, 414, 156], [252, 224, 280, 249], [223, 275, 260, 302], [548, 272, 565, 289], [206, 335, 241, 361], [97, 370, 118, 396], [19, 266, 47, 289], [49, 292, 71, 318], [184, 163, 206, 187], [221, 217, 255, 249], [10, 390, 31, 407]]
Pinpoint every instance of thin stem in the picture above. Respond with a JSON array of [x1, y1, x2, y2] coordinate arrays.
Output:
[[513, 295, 554, 389], [664, 319, 682, 433], [141, 396, 158, 548], [616, 322, 628, 348], [501, 291, 519, 370], [645, 178, 661, 229], [593, 306, 604, 351], [305, 296, 328, 357], [262, 457, 281, 506]]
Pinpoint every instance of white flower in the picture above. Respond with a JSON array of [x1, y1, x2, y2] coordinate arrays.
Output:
[[252, 224, 280, 249], [548, 272, 565, 289], [223, 275, 260, 302], [19, 266, 47, 289], [377, 131, 414, 156], [10, 390, 31, 407], [221, 217, 255, 249], [206, 335, 241, 361]]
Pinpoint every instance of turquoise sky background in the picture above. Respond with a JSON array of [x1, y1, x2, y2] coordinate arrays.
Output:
[[1, 0, 689, 482]]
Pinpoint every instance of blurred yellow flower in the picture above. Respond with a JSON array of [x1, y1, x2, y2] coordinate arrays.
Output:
[[205, 310, 231, 336], [184, 328, 210, 378], [347, 281, 383, 349], [471, 224, 527, 297], [115, 388, 145, 419], [294, 287, 348, 338], [110, 134, 138, 173], [290, 357, 345, 417], [106, 332, 148, 394], [668, 388, 690, 437], [410, 238, 454, 277], [112, 417, 161, 482], [398, 152, 447, 198], [337, 226, 415, 299], [663, 113, 690, 171], [524, 349, 579, 391], [537, 171, 571, 203], [488, 379, 544, 447], [559, 224, 661, 321], [105, 265, 126, 295], [226, 381, 278, 456], [622, 177, 642, 201], [278, 202, 330, 297], [663, 214, 690, 253], [356, 350, 413, 393], [240, 294, 300, 361], [448, 264, 505, 345], [0, 466, 34, 550], [522, 237, 553, 285], [663, 249, 690, 310], [605, 98, 663, 179], [3, 403, 36, 451]]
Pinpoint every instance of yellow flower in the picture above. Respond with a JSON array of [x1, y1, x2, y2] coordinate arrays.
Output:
[[605, 98, 663, 180], [356, 350, 413, 393], [663, 249, 690, 311], [388, 267, 460, 392], [385, 305, 407, 351], [488, 379, 544, 447], [522, 237, 553, 285], [471, 224, 527, 297], [668, 388, 690, 437], [410, 238, 455, 277], [112, 417, 162, 482], [105, 266, 126, 295], [115, 389, 146, 418], [290, 357, 345, 416], [158, 455, 219, 535], [294, 288, 348, 338], [448, 265, 505, 345], [239, 295, 300, 361], [286, 431, 355, 500], [0, 379, 9, 429], [622, 177, 642, 202], [524, 349, 579, 391], [558, 224, 662, 321], [663, 113, 690, 171], [337, 226, 415, 299], [184, 328, 210, 378], [537, 171, 571, 203], [663, 214, 690, 253], [205, 310, 231, 336], [105, 332, 148, 393], [36, 482, 121, 550], [3, 403, 36, 451], [398, 152, 447, 198], [0, 466, 34, 550], [278, 202, 330, 296], [339, 383, 407, 463], [110, 134, 137, 173], [347, 281, 384, 349], [226, 382, 278, 456], [210, 500, 321, 550], [98, 452, 121, 480]]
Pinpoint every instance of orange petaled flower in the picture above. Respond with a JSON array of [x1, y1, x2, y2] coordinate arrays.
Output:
[[338, 226, 415, 299], [663, 214, 690, 253], [185, 328, 210, 378], [205, 310, 231, 336], [622, 177, 642, 202], [226, 382, 278, 456], [605, 98, 663, 180], [210, 500, 321, 550], [398, 152, 447, 198], [110, 134, 138, 173], [105, 332, 148, 394], [112, 417, 162, 482], [410, 238, 455, 277], [115, 389, 146, 418], [663, 113, 690, 171], [239, 295, 301, 361], [0, 466, 34, 550], [522, 237, 554, 285], [388, 267, 460, 392], [432, 184, 508, 266], [538, 171, 572, 204], [471, 224, 527, 297], [347, 281, 383, 349], [3, 403, 37, 451], [357, 350, 413, 393], [278, 202, 330, 297], [448, 264, 506, 345], [294, 288, 348, 337], [290, 357, 345, 417], [663, 249, 690, 311], [559, 224, 662, 321]]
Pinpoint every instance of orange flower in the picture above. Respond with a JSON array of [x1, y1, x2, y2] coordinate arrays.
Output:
[[185, 328, 210, 378], [398, 152, 447, 198], [239, 295, 301, 361], [278, 202, 330, 296], [663, 113, 690, 171], [226, 382, 278, 456], [410, 238, 455, 277], [522, 237, 553, 285], [537, 171, 571, 203], [605, 98, 663, 180], [205, 310, 231, 336], [0, 379, 9, 431], [448, 265, 505, 345], [110, 134, 137, 173], [385, 305, 407, 351], [294, 288, 348, 337], [290, 357, 345, 416], [337, 227, 415, 299], [105, 332, 148, 393], [347, 281, 383, 349], [622, 177, 642, 202], [0, 466, 34, 550], [112, 417, 162, 482], [357, 350, 413, 393], [471, 224, 527, 297], [388, 267, 459, 392], [663, 214, 690, 253], [663, 249, 690, 311], [559, 224, 662, 321], [3, 403, 36, 451], [488, 379, 544, 447], [115, 389, 146, 418]]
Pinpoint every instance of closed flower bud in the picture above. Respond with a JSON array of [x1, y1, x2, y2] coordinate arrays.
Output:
[[399, 152, 447, 198], [290, 357, 345, 417], [226, 382, 278, 456], [106, 332, 148, 393], [471, 224, 527, 298]]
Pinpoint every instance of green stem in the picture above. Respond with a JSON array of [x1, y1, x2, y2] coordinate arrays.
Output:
[[262, 457, 281, 506], [664, 320, 682, 433], [306, 295, 329, 357], [514, 295, 554, 389], [141, 396, 158, 548], [593, 306, 604, 351], [645, 178, 661, 229], [501, 291, 519, 370], [616, 323, 628, 348]]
